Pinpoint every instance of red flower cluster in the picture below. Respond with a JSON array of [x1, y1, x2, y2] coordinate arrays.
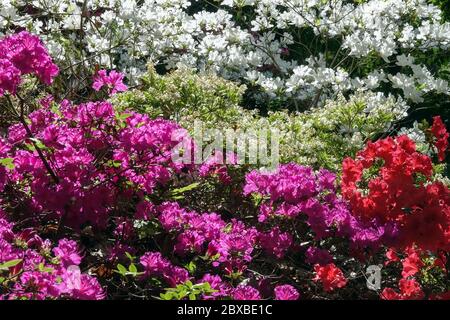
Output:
[[430, 116, 449, 162], [313, 263, 347, 293], [382, 246, 448, 300], [382, 278, 425, 300], [341, 134, 450, 252]]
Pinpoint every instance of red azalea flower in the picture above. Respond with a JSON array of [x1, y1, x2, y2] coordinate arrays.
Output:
[[381, 278, 424, 300], [341, 134, 450, 251], [313, 263, 347, 292], [401, 247, 423, 278], [385, 248, 400, 266]]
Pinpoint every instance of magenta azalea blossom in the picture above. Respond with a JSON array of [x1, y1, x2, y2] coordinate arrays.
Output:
[[274, 285, 300, 300], [0, 59, 21, 96], [232, 285, 261, 300], [92, 70, 128, 95], [0, 31, 58, 96], [53, 239, 82, 267]]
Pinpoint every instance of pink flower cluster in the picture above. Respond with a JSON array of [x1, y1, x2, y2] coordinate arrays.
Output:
[[0, 211, 104, 300], [199, 151, 238, 185], [258, 227, 293, 259], [244, 164, 397, 251], [129, 200, 302, 300], [92, 70, 127, 95], [231, 284, 299, 300], [0, 31, 58, 96], [151, 201, 258, 275], [140, 252, 189, 287], [3, 100, 193, 230]]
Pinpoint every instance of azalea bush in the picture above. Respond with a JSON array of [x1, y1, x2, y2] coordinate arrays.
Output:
[[0, 22, 449, 301]]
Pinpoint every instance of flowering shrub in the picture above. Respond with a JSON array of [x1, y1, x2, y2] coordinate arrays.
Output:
[[265, 91, 409, 170], [341, 119, 449, 252], [0, 210, 104, 300], [244, 163, 397, 252], [1, 0, 450, 113], [0, 28, 448, 301], [2, 100, 195, 230], [381, 246, 449, 300], [114, 65, 248, 123]]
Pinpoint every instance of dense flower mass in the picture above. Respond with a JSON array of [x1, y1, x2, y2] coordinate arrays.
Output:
[[3, 100, 193, 230], [341, 130, 450, 252], [0, 24, 448, 301], [0, 31, 58, 96], [2, 0, 450, 108], [382, 278, 425, 300], [244, 164, 397, 251], [0, 212, 104, 300]]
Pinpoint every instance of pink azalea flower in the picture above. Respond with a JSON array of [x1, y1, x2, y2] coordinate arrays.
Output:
[[232, 285, 261, 300], [274, 285, 300, 300], [61, 266, 106, 300], [52, 239, 82, 267], [92, 69, 127, 95]]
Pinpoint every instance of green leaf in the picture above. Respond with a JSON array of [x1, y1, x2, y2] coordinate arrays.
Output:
[[116, 112, 132, 121], [0, 259, 22, 270], [37, 262, 54, 273], [29, 138, 47, 150], [170, 182, 200, 196], [111, 160, 122, 168], [160, 292, 174, 300], [0, 158, 15, 170], [125, 252, 134, 261], [185, 261, 196, 274], [169, 195, 185, 200], [116, 263, 127, 275], [129, 263, 138, 274]]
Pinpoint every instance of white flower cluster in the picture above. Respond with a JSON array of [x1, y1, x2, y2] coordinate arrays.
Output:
[[1, 0, 449, 105], [398, 121, 427, 144]]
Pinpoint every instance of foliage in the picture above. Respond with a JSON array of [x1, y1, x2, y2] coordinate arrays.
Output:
[[116, 68, 410, 171]]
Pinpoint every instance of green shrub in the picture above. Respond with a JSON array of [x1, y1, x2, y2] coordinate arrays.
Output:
[[115, 68, 409, 171], [265, 91, 409, 171], [114, 65, 253, 128]]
